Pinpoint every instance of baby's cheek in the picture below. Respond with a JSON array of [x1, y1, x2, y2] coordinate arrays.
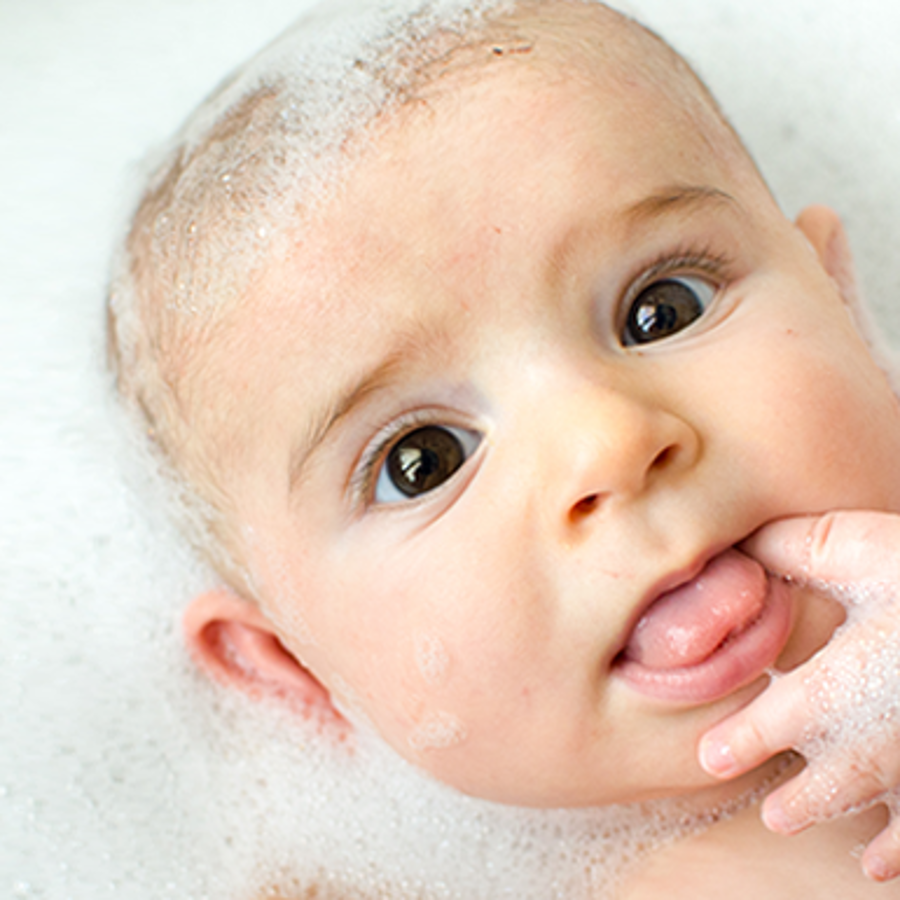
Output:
[[396, 633, 473, 755], [349, 617, 513, 779], [319, 607, 472, 759], [759, 340, 890, 495], [414, 633, 452, 687]]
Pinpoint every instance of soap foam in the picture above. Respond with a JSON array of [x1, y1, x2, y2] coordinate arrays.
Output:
[[407, 710, 468, 751], [415, 634, 451, 686], [789, 580, 900, 824], [109, 0, 518, 368], [177, 671, 763, 899]]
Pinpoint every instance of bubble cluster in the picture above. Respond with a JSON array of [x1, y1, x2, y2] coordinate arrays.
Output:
[[179, 680, 766, 899], [407, 710, 467, 751], [793, 581, 900, 823], [110, 0, 518, 344]]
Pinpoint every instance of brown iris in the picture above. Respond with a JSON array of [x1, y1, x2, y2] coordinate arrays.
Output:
[[385, 426, 466, 497]]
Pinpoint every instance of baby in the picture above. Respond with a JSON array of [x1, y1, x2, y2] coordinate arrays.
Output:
[[108, 0, 900, 896]]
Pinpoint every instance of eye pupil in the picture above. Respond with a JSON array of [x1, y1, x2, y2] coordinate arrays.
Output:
[[387, 426, 465, 497], [635, 299, 677, 335], [625, 278, 706, 345]]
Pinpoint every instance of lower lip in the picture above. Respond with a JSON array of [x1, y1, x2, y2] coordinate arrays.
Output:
[[613, 565, 792, 705]]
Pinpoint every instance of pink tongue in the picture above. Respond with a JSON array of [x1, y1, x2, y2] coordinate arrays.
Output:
[[625, 549, 768, 670]]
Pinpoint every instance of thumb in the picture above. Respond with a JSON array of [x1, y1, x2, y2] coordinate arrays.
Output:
[[741, 511, 900, 588]]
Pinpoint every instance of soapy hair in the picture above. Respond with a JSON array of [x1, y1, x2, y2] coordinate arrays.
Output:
[[107, 0, 748, 585]]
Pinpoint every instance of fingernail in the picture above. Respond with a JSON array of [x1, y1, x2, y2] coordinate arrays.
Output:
[[762, 802, 794, 834], [865, 855, 892, 882], [699, 737, 738, 777]]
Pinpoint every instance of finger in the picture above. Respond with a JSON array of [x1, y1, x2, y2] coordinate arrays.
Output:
[[761, 752, 899, 835], [862, 813, 900, 882], [699, 671, 808, 778], [742, 511, 900, 588]]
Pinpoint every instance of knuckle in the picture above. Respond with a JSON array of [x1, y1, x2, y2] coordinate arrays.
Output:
[[807, 512, 839, 573], [738, 715, 774, 758], [796, 751, 896, 823], [831, 755, 892, 810]]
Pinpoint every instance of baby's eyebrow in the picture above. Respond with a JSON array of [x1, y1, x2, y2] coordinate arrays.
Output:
[[290, 319, 456, 491], [622, 185, 740, 228]]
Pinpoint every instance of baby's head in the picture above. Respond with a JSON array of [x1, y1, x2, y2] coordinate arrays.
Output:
[[109, 0, 900, 809]]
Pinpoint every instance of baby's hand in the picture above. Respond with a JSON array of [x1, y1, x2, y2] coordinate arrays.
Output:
[[697, 512, 900, 882]]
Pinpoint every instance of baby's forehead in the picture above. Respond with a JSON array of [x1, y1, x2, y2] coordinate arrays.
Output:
[[335, 16, 741, 249], [131, 0, 726, 327], [239, 74, 742, 379], [223, 11, 746, 356]]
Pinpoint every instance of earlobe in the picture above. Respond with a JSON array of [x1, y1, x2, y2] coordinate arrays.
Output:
[[794, 204, 860, 309], [183, 589, 345, 726]]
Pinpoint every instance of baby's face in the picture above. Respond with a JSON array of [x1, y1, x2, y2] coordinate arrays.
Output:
[[198, 49, 900, 806]]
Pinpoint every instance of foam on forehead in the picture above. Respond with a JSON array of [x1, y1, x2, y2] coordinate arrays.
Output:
[[112, 0, 517, 346], [176, 0, 514, 161]]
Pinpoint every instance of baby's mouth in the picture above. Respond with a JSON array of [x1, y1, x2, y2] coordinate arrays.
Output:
[[613, 548, 792, 704]]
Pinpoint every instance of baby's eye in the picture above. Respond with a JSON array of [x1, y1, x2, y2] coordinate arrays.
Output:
[[621, 274, 716, 346], [374, 425, 481, 503]]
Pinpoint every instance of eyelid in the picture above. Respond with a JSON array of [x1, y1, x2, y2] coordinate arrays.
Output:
[[616, 247, 733, 339], [350, 409, 481, 507], [626, 247, 731, 301]]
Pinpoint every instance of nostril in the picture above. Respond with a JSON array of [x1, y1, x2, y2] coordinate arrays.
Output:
[[570, 493, 600, 520], [652, 445, 676, 470]]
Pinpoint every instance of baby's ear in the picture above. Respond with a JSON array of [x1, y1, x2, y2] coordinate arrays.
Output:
[[794, 204, 860, 309], [183, 589, 345, 726]]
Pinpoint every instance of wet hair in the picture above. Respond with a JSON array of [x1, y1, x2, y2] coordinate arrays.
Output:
[[107, 0, 751, 585]]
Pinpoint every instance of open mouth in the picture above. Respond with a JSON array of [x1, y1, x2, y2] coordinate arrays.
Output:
[[612, 548, 792, 704]]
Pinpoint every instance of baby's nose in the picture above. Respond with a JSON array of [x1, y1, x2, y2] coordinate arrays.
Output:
[[544, 383, 699, 529]]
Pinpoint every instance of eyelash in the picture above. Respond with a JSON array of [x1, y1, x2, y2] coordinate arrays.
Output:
[[349, 409, 447, 505], [623, 244, 734, 307]]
